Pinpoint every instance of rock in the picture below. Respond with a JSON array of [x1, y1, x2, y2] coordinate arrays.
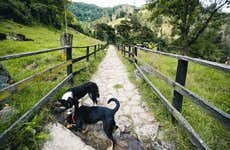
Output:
[[0, 33, 7, 41], [153, 142, 163, 150], [0, 104, 15, 123], [25, 62, 38, 70], [115, 133, 147, 150], [0, 65, 10, 77], [60, 121, 113, 150], [43, 123, 95, 150], [0, 75, 9, 84], [134, 124, 159, 142], [13, 33, 25, 41], [8, 33, 33, 41], [0, 64, 11, 90], [117, 115, 133, 129], [0, 83, 9, 89], [133, 69, 141, 80]]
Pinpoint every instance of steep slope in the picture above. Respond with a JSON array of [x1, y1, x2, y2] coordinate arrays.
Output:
[[69, 2, 136, 22]]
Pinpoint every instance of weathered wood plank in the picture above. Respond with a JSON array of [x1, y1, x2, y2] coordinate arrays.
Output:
[[0, 47, 68, 61], [72, 67, 87, 76], [139, 62, 230, 130], [94, 45, 97, 59], [86, 46, 90, 61], [0, 74, 72, 146], [134, 47, 138, 63], [63, 33, 73, 84], [72, 44, 97, 49], [72, 55, 87, 63], [138, 47, 230, 72], [0, 61, 72, 103], [72, 47, 102, 64], [172, 59, 188, 123], [133, 62, 210, 150]]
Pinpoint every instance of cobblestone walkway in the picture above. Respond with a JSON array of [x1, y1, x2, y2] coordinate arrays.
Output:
[[43, 45, 170, 150]]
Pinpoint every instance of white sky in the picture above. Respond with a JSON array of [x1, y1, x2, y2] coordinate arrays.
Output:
[[72, 0, 147, 7]]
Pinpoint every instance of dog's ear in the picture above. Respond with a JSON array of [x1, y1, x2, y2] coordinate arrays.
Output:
[[58, 99, 71, 108]]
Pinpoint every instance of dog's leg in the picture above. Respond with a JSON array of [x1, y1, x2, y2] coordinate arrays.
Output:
[[104, 121, 116, 149], [113, 125, 118, 133], [66, 124, 73, 129], [82, 126, 89, 134], [106, 140, 114, 150]]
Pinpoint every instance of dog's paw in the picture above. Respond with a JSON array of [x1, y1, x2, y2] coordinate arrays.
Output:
[[66, 124, 73, 129], [106, 140, 114, 150], [82, 127, 89, 134]]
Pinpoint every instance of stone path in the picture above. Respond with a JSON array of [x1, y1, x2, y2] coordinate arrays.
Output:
[[43, 45, 170, 150]]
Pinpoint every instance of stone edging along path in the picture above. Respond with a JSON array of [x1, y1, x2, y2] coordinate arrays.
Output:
[[43, 45, 171, 150]]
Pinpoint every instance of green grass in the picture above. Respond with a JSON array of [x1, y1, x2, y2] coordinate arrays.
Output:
[[117, 48, 230, 149], [0, 20, 101, 56], [0, 20, 106, 149], [113, 84, 123, 89]]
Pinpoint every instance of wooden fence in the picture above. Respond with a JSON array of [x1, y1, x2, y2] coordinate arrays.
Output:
[[0, 34, 107, 145], [117, 44, 230, 150]]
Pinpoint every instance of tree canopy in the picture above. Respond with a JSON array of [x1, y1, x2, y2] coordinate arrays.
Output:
[[0, 0, 80, 29], [147, 0, 230, 59]]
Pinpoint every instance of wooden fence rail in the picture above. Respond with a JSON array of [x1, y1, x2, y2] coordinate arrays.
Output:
[[136, 46, 230, 72], [117, 44, 230, 150], [0, 73, 73, 145], [0, 33, 107, 146], [0, 60, 72, 102], [0, 47, 68, 61], [137, 60, 230, 130]]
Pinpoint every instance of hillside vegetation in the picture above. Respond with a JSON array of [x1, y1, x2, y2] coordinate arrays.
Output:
[[69, 2, 136, 22], [0, 20, 100, 56]]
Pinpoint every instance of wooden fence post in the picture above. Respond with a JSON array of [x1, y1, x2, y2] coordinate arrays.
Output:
[[60, 33, 73, 84], [94, 45, 96, 59], [172, 59, 188, 124], [123, 45, 125, 56], [128, 46, 131, 58], [134, 46, 138, 63], [86, 46, 89, 61]]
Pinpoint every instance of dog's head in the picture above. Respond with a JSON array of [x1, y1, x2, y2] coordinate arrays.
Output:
[[88, 92, 100, 104], [88, 82, 100, 104], [58, 97, 77, 109]]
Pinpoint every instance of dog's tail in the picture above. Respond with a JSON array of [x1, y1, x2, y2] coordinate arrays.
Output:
[[107, 98, 120, 114]]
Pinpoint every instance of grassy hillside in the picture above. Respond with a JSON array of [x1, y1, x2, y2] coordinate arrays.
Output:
[[0, 20, 105, 149], [0, 20, 101, 56], [69, 2, 136, 22], [118, 49, 230, 149]]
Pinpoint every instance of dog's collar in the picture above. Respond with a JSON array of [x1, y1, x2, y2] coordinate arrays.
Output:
[[72, 112, 76, 123]]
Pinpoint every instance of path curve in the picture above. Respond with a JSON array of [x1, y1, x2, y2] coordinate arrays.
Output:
[[43, 45, 169, 150]]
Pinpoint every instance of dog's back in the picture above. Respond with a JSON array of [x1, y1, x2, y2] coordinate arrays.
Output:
[[76, 98, 120, 124]]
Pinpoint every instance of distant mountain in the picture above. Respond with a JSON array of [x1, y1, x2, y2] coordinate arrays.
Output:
[[69, 2, 137, 22]]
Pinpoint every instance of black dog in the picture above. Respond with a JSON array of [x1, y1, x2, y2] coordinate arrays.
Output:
[[67, 98, 120, 146], [58, 81, 99, 109]]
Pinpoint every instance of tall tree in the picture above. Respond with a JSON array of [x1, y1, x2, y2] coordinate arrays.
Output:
[[147, 0, 230, 55], [95, 23, 116, 43]]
